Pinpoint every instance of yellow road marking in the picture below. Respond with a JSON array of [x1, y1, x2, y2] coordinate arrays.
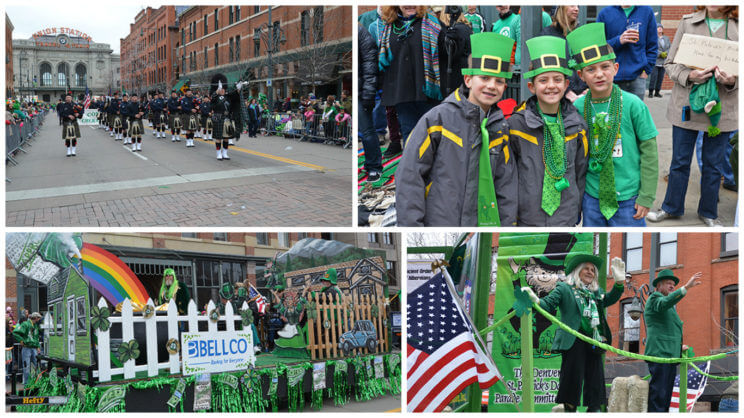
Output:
[[143, 125, 329, 171], [386, 408, 402, 412]]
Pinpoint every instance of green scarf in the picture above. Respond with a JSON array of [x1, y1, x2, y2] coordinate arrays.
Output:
[[574, 286, 601, 342], [689, 77, 722, 137]]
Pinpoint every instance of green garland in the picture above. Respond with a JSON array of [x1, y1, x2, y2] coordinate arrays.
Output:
[[532, 303, 731, 363], [241, 370, 268, 412], [351, 355, 386, 402], [327, 359, 350, 406], [386, 353, 401, 395], [690, 362, 739, 381], [211, 372, 243, 412]]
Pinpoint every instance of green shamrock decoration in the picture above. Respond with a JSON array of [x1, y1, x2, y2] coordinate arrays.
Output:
[[166, 338, 180, 355], [143, 304, 155, 319], [240, 308, 254, 326], [305, 301, 317, 320], [512, 287, 534, 317], [209, 308, 220, 323], [371, 305, 379, 318], [90, 306, 111, 332], [117, 339, 140, 363]]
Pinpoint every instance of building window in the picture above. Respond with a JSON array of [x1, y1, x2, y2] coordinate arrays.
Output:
[[214, 43, 219, 66], [254, 6, 260, 14], [204, 47, 208, 68], [618, 299, 641, 354], [236, 6, 240, 21], [74, 63, 86, 87], [182, 233, 197, 239], [657, 233, 677, 267], [235, 35, 240, 61], [204, 15, 208, 34], [623, 233, 643, 272], [385, 261, 395, 283], [181, 28, 185, 45], [368, 233, 378, 244], [57, 63, 68, 87], [229, 38, 234, 62], [229, 6, 234, 25], [301, 11, 309, 46], [312, 7, 324, 43], [383, 233, 393, 245], [214, 8, 219, 30], [195, 260, 220, 307], [254, 29, 261, 57], [721, 285, 738, 347], [40, 63, 52, 86], [256, 233, 270, 246], [278, 233, 290, 248], [213, 233, 227, 242], [721, 232, 738, 257], [297, 232, 308, 240]]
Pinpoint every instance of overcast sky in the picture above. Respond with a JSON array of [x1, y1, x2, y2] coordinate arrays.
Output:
[[6, 3, 147, 55]]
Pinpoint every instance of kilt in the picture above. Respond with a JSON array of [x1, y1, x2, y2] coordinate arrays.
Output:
[[153, 111, 166, 126], [212, 114, 235, 139], [201, 114, 213, 130], [181, 113, 199, 131], [169, 112, 182, 130], [62, 119, 81, 139], [128, 118, 144, 136], [112, 114, 123, 129]]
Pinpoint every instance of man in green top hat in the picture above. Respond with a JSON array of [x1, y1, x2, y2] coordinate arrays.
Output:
[[320, 267, 343, 299], [396, 32, 517, 226], [217, 282, 234, 315], [523, 255, 626, 411], [644, 269, 702, 412], [568, 22, 659, 227], [508, 35, 588, 226], [158, 268, 190, 315]]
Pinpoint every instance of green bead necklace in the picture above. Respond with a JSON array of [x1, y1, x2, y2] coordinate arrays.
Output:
[[392, 18, 415, 36], [538, 104, 569, 191], [583, 84, 623, 173]]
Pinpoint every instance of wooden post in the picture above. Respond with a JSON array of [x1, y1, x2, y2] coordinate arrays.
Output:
[[166, 298, 179, 374], [329, 293, 338, 358], [96, 298, 112, 382], [144, 298, 158, 377]]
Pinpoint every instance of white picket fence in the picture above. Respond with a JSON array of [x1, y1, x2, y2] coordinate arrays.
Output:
[[43, 297, 250, 383]]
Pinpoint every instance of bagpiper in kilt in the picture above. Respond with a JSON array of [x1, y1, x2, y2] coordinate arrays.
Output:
[[119, 93, 132, 144], [180, 88, 198, 147], [211, 88, 234, 160], [108, 92, 121, 138], [167, 91, 182, 141], [150, 91, 167, 138], [58, 93, 82, 157], [127, 94, 146, 152], [199, 95, 213, 140]]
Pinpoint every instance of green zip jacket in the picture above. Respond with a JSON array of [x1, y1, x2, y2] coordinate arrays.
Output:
[[12, 320, 40, 348]]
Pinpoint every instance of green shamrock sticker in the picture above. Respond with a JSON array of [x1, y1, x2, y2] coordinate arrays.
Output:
[[90, 306, 111, 332], [117, 339, 140, 363]]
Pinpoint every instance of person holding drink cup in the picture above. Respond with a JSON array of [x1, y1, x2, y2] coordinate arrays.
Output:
[[597, 6, 658, 101]]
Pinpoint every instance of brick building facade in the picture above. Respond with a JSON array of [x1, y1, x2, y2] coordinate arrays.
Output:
[[174, 6, 351, 104], [120, 6, 179, 95], [6, 14, 14, 97]]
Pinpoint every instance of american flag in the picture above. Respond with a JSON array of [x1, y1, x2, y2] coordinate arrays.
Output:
[[669, 361, 710, 412], [83, 86, 91, 110], [248, 285, 268, 314], [407, 272, 501, 412]]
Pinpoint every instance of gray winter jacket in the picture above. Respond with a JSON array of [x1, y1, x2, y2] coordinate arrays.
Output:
[[508, 96, 588, 226], [396, 86, 517, 226]]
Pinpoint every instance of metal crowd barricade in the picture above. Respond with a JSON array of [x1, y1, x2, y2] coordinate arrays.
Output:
[[6, 110, 48, 177], [258, 111, 351, 148]]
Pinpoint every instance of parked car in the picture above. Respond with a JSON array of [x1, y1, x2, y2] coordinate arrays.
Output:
[[339, 320, 377, 354]]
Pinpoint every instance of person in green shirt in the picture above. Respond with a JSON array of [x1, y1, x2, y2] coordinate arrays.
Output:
[[542, 7, 553, 28], [568, 22, 659, 226], [464, 6, 486, 34], [644, 269, 702, 412], [524, 255, 626, 412], [491, 6, 521, 69], [12, 312, 42, 385]]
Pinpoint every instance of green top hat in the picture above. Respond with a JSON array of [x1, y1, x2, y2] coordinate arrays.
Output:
[[461, 32, 514, 79], [652, 269, 679, 287], [236, 286, 248, 299], [220, 283, 234, 300], [524, 36, 573, 79], [564, 253, 604, 275], [322, 268, 338, 285], [566, 22, 616, 69]]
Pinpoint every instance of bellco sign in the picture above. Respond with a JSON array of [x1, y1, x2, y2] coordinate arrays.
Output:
[[181, 330, 255, 376]]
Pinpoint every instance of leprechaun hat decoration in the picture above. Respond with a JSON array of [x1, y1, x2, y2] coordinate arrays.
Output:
[[566, 22, 616, 70], [690, 78, 723, 137], [461, 32, 515, 79], [524, 36, 573, 79]]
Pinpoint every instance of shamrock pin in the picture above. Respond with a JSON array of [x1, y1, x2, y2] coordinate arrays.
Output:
[[240, 308, 254, 326], [117, 339, 140, 363], [90, 306, 111, 332]]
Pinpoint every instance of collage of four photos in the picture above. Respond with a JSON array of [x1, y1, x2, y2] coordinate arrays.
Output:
[[2, 3, 740, 414]]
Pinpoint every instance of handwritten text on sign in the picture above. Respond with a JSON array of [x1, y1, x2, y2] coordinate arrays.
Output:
[[673, 34, 738, 75], [181, 330, 255, 375]]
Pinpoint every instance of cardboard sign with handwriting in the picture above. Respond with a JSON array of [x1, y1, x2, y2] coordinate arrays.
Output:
[[673, 34, 738, 75]]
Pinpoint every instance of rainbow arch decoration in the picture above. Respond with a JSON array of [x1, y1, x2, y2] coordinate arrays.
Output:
[[80, 243, 149, 306]]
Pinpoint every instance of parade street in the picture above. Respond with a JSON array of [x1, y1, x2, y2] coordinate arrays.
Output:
[[6, 120, 351, 226]]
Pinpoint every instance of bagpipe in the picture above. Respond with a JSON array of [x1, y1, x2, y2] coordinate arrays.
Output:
[[73, 104, 84, 119]]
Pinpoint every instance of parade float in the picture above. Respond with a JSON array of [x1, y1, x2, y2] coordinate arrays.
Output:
[[6, 233, 401, 412]]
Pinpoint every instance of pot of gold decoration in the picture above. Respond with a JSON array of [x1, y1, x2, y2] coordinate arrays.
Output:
[[115, 301, 170, 313]]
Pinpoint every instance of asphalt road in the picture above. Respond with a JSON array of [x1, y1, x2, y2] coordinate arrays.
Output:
[[6, 118, 352, 226]]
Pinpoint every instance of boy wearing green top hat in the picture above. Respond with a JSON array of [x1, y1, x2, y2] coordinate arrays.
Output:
[[396, 32, 517, 226], [644, 269, 702, 412], [508, 36, 588, 226], [568, 22, 659, 227]]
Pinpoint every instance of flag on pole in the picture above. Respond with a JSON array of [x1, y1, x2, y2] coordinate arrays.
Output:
[[83, 86, 91, 110], [248, 285, 268, 314], [669, 361, 710, 412], [407, 271, 501, 412]]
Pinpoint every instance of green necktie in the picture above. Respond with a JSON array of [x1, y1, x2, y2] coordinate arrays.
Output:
[[595, 129, 619, 220], [541, 121, 567, 216], [477, 118, 500, 226]]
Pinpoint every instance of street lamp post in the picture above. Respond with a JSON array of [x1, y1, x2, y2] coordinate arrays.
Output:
[[253, 6, 286, 110]]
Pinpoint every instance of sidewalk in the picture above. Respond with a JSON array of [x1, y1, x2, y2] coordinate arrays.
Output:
[[645, 93, 737, 226]]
